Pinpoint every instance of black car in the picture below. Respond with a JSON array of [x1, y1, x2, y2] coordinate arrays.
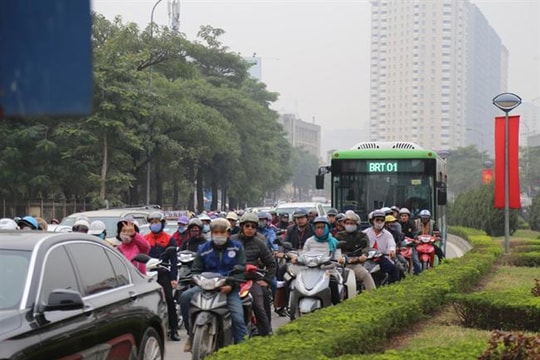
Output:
[[0, 231, 167, 360]]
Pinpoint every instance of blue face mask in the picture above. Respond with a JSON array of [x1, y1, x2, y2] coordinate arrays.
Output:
[[178, 226, 187, 233], [150, 223, 162, 233], [202, 224, 210, 233]]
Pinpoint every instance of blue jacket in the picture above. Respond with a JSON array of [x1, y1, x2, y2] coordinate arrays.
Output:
[[257, 226, 278, 251], [192, 239, 246, 285]]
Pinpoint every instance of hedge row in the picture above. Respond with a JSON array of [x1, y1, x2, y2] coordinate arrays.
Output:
[[208, 230, 501, 360], [450, 290, 540, 332]]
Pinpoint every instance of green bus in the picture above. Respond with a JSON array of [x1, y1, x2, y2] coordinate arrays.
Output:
[[316, 141, 448, 249]]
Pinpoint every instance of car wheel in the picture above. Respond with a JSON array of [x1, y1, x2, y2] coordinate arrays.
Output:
[[139, 327, 163, 360]]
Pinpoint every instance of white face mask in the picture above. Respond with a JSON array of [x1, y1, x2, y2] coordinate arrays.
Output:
[[344, 224, 357, 233], [212, 235, 228, 246], [120, 234, 132, 244], [374, 222, 385, 230]]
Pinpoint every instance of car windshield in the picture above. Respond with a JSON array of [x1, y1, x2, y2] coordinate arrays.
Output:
[[0, 249, 32, 310], [60, 216, 120, 237]]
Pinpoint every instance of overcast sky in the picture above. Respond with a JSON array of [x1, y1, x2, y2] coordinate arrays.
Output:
[[92, 0, 540, 136]]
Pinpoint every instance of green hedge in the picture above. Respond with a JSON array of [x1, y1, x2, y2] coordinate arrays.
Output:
[[208, 230, 501, 360], [505, 251, 540, 267]]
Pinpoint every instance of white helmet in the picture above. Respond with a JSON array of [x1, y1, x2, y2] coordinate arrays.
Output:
[[419, 209, 431, 217], [399, 208, 411, 215], [0, 218, 18, 230], [88, 220, 107, 236]]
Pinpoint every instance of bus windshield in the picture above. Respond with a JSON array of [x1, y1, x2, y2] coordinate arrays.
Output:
[[331, 158, 436, 221]]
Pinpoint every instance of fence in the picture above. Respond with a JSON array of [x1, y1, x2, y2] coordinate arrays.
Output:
[[1, 200, 89, 222]]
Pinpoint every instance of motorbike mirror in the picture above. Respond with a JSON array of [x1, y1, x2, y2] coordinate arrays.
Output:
[[132, 253, 151, 263], [232, 265, 245, 274], [282, 242, 293, 250], [163, 246, 177, 257]]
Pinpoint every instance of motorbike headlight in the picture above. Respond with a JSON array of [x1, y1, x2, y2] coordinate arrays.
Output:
[[193, 275, 226, 290]]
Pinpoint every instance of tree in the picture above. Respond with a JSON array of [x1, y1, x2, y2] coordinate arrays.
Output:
[[290, 148, 320, 201], [447, 146, 490, 200]]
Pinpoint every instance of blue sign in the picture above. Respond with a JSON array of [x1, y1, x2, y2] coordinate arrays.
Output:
[[0, 0, 92, 117]]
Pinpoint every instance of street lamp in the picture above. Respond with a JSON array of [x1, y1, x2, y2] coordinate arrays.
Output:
[[146, 0, 163, 205], [492, 92, 522, 254]]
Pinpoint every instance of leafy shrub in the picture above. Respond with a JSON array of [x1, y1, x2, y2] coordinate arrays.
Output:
[[450, 290, 540, 332], [528, 193, 540, 231], [504, 252, 540, 267], [449, 184, 520, 236], [532, 279, 540, 297], [478, 330, 540, 360]]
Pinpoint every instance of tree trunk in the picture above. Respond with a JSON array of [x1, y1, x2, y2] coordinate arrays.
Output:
[[155, 159, 163, 206], [99, 133, 108, 203], [196, 168, 204, 213], [210, 182, 218, 210]]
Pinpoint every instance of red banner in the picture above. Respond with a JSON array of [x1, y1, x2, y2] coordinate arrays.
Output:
[[482, 168, 494, 184], [494, 115, 521, 208]]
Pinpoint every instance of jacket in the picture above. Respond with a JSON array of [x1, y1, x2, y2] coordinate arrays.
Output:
[[230, 233, 277, 284], [117, 233, 150, 274], [285, 224, 314, 250], [192, 239, 246, 286], [335, 230, 370, 257], [179, 235, 207, 252], [144, 231, 178, 281]]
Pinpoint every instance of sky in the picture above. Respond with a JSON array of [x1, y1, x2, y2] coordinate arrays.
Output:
[[91, 0, 540, 148]]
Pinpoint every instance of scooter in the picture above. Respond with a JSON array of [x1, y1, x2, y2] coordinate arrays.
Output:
[[189, 266, 244, 360], [416, 235, 437, 270], [287, 251, 344, 320], [240, 264, 267, 337], [363, 249, 389, 287], [132, 246, 177, 278], [397, 237, 417, 275], [174, 250, 197, 329]]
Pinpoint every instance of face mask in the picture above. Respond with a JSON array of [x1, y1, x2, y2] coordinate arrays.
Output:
[[344, 224, 357, 233], [258, 221, 266, 229], [178, 226, 187, 233], [150, 223, 162, 233], [315, 228, 325, 237], [202, 224, 210, 233], [97, 232, 106, 240], [374, 222, 384, 230], [120, 234, 132, 243], [212, 235, 227, 246]]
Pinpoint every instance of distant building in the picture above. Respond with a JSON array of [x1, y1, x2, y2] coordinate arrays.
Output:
[[279, 114, 321, 158], [369, 0, 507, 155], [519, 101, 540, 147]]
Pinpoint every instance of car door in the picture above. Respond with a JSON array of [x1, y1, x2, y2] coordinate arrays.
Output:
[[32, 245, 99, 360], [66, 242, 140, 359]]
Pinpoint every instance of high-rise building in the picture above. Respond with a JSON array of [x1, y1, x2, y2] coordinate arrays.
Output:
[[369, 0, 507, 155], [279, 113, 321, 159]]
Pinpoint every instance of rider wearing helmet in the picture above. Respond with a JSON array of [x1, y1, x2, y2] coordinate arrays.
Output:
[[143, 211, 180, 341], [172, 215, 190, 246], [301, 216, 341, 304], [326, 208, 339, 236], [179, 218, 206, 252], [181, 218, 247, 352], [226, 211, 240, 235], [0, 218, 18, 230], [17, 216, 40, 231], [89, 220, 107, 239], [198, 213, 212, 240], [363, 210, 400, 284], [415, 209, 445, 261], [230, 212, 276, 336], [277, 212, 291, 230], [284, 208, 314, 250], [335, 212, 376, 291], [397, 208, 422, 275], [257, 211, 278, 252]]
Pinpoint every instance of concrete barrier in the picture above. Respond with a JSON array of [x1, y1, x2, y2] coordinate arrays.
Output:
[[447, 233, 473, 255]]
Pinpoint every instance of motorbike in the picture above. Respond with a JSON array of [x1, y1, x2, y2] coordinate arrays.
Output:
[[240, 264, 267, 337], [363, 249, 389, 287], [189, 265, 244, 360], [287, 251, 344, 320], [397, 237, 417, 275], [174, 250, 197, 329], [416, 234, 437, 270]]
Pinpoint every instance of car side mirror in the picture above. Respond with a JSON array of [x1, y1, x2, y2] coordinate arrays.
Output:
[[43, 289, 84, 312]]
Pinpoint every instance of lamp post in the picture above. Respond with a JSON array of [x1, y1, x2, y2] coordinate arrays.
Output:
[[492, 92, 522, 254], [146, 0, 163, 205]]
